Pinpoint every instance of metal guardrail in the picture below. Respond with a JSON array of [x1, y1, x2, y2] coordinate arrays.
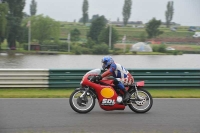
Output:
[[0, 69, 49, 88], [0, 69, 199, 88], [49, 69, 200, 88]]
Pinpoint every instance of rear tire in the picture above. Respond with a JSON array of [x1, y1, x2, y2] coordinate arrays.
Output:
[[69, 90, 95, 113], [128, 88, 153, 113]]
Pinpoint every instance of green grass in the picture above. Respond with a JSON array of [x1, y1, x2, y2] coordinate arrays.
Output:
[[59, 22, 196, 39], [0, 88, 199, 98], [134, 52, 167, 55], [148, 89, 200, 98], [188, 45, 200, 50], [0, 89, 73, 98]]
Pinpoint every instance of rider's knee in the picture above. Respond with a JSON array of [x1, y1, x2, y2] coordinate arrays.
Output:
[[113, 79, 119, 85], [117, 82, 125, 90]]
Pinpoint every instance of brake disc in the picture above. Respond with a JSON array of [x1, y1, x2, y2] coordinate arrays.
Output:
[[135, 96, 146, 106], [77, 97, 87, 107]]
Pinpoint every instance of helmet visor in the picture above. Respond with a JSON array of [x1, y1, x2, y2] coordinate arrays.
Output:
[[102, 62, 105, 70]]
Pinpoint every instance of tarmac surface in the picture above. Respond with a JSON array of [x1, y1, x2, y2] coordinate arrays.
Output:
[[0, 98, 200, 133]]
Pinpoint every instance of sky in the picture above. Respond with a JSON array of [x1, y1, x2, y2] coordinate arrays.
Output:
[[23, 0, 200, 26]]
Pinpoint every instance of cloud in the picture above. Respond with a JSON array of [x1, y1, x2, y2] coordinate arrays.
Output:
[[23, 0, 200, 26]]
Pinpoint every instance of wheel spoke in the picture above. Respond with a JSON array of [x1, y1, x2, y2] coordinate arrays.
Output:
[[72, 90, 94, 111], [129, 90, 153, 112]]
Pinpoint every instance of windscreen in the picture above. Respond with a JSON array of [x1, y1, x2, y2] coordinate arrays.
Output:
[[85, 69, 101, 76]]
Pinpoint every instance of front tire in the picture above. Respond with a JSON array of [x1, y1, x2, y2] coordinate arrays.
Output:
[[128, 88, 153, 113], [69, 90, 95, 113]]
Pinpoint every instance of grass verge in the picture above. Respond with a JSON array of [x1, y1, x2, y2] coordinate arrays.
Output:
[[148, 89, 200, 98], [0, 89, 74, 98], [0, 88, 200, 98]]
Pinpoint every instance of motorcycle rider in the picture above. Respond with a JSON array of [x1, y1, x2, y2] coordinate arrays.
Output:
[[96, 56, 134, 102]]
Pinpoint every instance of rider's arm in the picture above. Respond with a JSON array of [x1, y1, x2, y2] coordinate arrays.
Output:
[[101, 69, 112, 78], [101, 63, 116, 78]]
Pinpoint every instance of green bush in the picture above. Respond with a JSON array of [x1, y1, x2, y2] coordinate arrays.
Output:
[[92, 43, 109, 55], [166, 50, 183, 55], [172, 50, 178, 55], [59, 43, 68, 52], [112, 48, 124, 55], [71, 45, 82, 55], [71, 43, 93, 54], [80, 47, 93, 54], [152, 44, 166, 53], [23, 44, 28, 50], [132, 51, 137, 54], [152, 45, 159, 52], [182, 51, 200, 54], [73, 47, 82, 55], [158, 44, 166, 52], [40, 41, 68, 51]]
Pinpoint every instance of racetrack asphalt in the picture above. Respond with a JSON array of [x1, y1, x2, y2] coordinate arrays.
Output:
[[0, 98, 200, 133]]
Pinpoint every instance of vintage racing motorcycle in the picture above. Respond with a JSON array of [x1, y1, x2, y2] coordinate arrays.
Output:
[[69, 69, 153, 113]]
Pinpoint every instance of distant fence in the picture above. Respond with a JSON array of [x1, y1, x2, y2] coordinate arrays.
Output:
[[0, 69, 49, 88], [0, 69, 199, 88]]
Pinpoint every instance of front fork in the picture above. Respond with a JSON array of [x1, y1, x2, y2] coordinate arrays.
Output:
[[80, 87, 89, 98], [76, 86, 96, 99], [129, 85, 143, 101], [75, 87, 90, 106]]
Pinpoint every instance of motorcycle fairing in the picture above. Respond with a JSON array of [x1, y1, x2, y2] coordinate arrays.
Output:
[[94, 84, 125, 111], [82, 75, 125, 111]]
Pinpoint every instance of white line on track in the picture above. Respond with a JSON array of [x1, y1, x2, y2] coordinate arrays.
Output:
[[0, 98, 200, 99]]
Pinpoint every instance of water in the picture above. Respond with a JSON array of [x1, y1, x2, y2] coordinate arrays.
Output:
[[0, 53, 200, 69]]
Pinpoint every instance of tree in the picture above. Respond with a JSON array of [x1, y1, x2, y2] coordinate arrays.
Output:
[[89, 14, 99, 22], [23, 12, 30, 19], [30, 0, 37, 16], [17, 24, 28, 44], [70, 28, 81, 42], [3, 0, 25, 49], [98, 27, 118, 49], [86, 37, 95, 48], [78, 17, 83, 23], [145, 18, 163, 39], [0, 2, 8, 47], [82, 0, 89, 25], [122, 0, 132, 26], [87, 16, 107, 43], [165, 1, 174, 28], [26, 15, 60, 44]]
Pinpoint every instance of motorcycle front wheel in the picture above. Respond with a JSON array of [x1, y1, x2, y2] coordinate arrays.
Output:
[[128, 88, 153, 113], [69, 89, 95, 113]]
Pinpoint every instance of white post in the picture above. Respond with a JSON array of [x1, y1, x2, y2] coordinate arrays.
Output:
[[68, 33, 70, 52], [123, 35, 126, 53], [28, 21, 31, 51], [109, 20, 112, 50]]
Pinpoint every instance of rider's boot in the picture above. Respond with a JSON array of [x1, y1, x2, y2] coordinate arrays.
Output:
[[122, 89, 131, 103], [115, 81, 130, 103]]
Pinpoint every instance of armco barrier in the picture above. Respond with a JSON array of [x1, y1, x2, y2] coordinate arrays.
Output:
[[0, 69, 49, 88], [0, 69, 199, 88], [49, 69, 200, 88]]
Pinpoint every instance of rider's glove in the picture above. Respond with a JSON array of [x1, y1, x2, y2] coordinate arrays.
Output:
[[96, 75, 102, 81]]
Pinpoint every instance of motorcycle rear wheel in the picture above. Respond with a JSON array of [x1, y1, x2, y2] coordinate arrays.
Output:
[[69, 90, 95, 113], [128, 88, 153, 113]]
